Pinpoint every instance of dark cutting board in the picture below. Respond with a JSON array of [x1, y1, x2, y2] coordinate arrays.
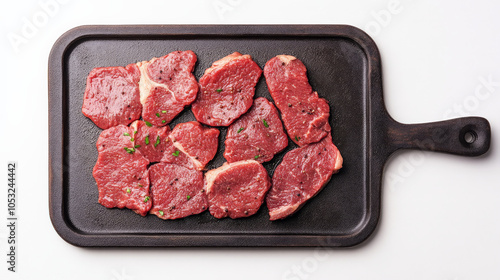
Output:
[[48, 25, 490, 247]]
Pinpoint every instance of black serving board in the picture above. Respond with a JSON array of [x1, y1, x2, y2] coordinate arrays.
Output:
[[48, 25, 490, 247]]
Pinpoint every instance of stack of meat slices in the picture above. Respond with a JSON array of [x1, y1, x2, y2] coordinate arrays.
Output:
[[94, 118, 219, 220], [263, 55, 343, 220], [84, 50, 342, 221], [93, 125, 151, 216]]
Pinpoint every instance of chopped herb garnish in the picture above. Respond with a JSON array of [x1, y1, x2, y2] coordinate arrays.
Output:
[[145, 135, 150, 145], [172, 150, 180, 157], [159, 210, 164, 216], [254, 155, 260, 159], [162, 120, 166, 124], [187, 195, 191, 201], [295, 136, 300, 142], [154, 136, 160, 148], [126, 188, 131, 193], [263, 119, 269, 128], [156, 112, 161, 117], [134, 130, 138, 134], [237, 127, 244, 133], [130, 138, 134, 142], [138, 184, 144, 187], [161, 110, 167, 113], [134, 145, 141, 148], [145, 121, 152, 127], [123, 132, 130, 136], [216, 88, 223, 92], [124, 147, 135, 154], [144, 196, 150, 203]]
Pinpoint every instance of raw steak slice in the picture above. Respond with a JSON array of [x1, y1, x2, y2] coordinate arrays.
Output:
[[138, 50, 198, 126], [96, 124, 136, 153], [205, 160, 271, 219], [93, 125, 151, 216], [82, 64, 142, 129], [266, 135, 342, 220], [224, 97, 288, 163], [191, 52, 262, 126], [161, 121, 219, 170], [149, 163, 207, 219], [264, 55, 331, 146], [130, 120, 171, 163]]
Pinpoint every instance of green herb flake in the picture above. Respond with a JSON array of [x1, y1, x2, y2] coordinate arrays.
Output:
[[172, 150, 180, 157], [138, 184, 144, 188], [145, 135, 150, 145], [159, 210, 164, 216], [154, 136, 161, 148], [134, 130, 138, 134], [124, 147, 135, 154], [156, 112, 161, 117], [263, 119, 269, 128], [187, 195, 191, 201], [295, 136, 300, 142], [161, 110, 167, 114], [130, 138, 134, 142], [145, 121, 153, 127], [162, 120, 166, 124], [237, 127, 244, 133], [134, 145, 141, 148], [126, 188, 131, 193], [254, 155, 260, 159], [216, 88, 223, 92], [123, 132, 130, 136], [144, 196, 150, 203]]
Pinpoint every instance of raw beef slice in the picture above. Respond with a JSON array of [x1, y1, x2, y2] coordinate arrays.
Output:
[[205, 160, 271, 219], [96, 124, 137, 153], [138, 50, 198, 126], [224, 97, 288, 163], [130, 120, 171, 163], [264, 55, 331, 146], [93, 125, 151, 216], [191, 52, 262, 126], [161, 121, 219, 170], [266, 135, 343, 220], [82, 64, 142, 129], [149, 163, 207, 219]]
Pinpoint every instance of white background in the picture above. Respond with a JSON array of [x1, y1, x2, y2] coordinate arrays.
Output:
[[1, 0, 499, 279]]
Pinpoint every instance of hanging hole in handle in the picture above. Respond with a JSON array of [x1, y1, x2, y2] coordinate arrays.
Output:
[[459, 125, 479, 147], [464, 131, 477, 144]]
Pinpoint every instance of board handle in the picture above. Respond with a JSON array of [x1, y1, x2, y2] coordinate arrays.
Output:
[[387, 117, 491, 156]]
